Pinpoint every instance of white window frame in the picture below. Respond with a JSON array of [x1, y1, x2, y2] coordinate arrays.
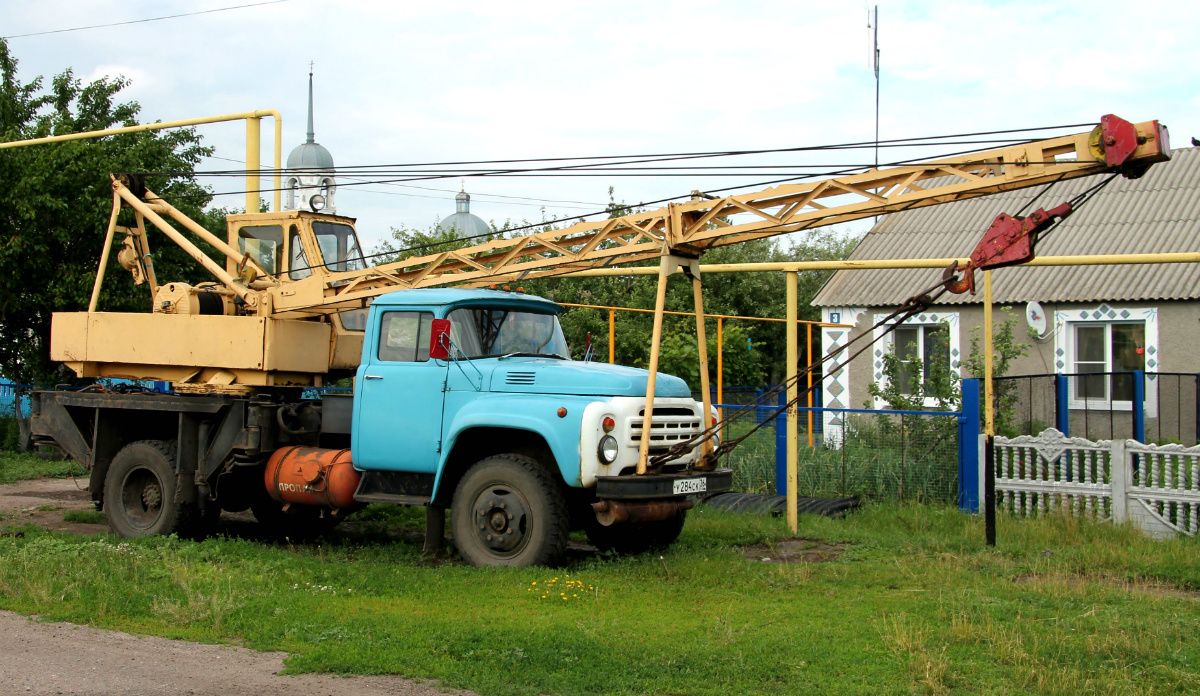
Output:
[[872, 311, 960, 409], [1053, 304, 1158, 414]]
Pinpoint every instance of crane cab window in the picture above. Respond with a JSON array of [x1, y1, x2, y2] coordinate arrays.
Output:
[[238, 225, 284, 276], [377, 311, 434, 362], [288, 225, 311, 280], [313, 221, 366, 273]]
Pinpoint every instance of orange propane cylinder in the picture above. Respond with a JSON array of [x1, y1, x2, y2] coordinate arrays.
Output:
[[264, 446, 362, 511]]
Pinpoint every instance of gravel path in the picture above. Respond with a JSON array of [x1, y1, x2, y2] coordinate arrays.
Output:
[[0, 610, 467, 696]]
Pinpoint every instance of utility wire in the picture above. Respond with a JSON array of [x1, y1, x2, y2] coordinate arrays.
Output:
[[176, 125, 1094, 177], [3, 1, 290, 39], [206, 154, 607, 207]]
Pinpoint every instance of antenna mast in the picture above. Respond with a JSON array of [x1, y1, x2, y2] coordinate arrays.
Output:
[[870, 5, 880, 168]]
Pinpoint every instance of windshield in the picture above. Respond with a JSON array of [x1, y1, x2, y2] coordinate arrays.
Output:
[[312, 221, 366, 273], [446, 307, 570, 359]]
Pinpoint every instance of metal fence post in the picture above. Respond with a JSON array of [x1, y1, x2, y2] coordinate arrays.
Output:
[[1133, 370, 1145, 443], [1055, 373, 1070, 436], [959, 378, 981, 513], [775, 389, 787, 496]]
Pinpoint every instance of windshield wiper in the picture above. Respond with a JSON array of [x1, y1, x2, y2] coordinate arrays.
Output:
[[495, 352, 566, 360]]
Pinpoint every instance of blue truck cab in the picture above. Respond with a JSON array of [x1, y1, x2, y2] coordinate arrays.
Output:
[[349, 288, 732, 566]]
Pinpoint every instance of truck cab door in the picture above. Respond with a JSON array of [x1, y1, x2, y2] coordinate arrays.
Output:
[[352, 310, 446, 473]]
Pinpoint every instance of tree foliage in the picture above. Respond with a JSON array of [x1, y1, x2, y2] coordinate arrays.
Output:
[[961, 309, 1032, 436], [0, 39, 217, 385]]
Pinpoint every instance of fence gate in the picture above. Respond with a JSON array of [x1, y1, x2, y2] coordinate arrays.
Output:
[[989, 428, 1200, 539]]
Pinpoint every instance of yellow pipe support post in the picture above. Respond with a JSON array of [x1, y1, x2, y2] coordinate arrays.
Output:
[[608, 308, 615, 364], [806, 323, 814, 449], [637, 250, 674, 475], [786, 272, 799, 533], [716, 317, 724, 407], [689, 260, 714, 460], [272, 115, 282, 212], [246, 117, 261, 215], [88, 190, 123, 312], [983, 269, 996, 546]]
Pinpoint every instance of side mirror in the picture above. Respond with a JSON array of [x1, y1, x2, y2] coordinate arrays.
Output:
[[429, 318, 451, 360]]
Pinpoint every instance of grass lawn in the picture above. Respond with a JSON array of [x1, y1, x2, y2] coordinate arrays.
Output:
[[2, 471, 1199, 696], [0, 450, 83, 484]]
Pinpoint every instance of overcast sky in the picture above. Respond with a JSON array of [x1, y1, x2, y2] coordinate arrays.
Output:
[[6, 0, 1198, 250]]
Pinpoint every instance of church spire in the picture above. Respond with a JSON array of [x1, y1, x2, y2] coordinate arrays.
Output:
[[306, 61, 315, 144]]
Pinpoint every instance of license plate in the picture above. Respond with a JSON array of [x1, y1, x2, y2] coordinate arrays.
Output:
[[672, 478, 706, 495]]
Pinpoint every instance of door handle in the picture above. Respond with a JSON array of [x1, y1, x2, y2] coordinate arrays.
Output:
[[364, 374, 384, 380]]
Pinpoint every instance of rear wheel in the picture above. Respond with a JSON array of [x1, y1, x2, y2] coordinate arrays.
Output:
[[584, 510, 687, 555], [450, 454, 568, 567], [104, 440, 209, 539]]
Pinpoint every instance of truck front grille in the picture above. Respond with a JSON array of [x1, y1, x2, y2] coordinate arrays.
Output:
[[630, 409, 702, 450]]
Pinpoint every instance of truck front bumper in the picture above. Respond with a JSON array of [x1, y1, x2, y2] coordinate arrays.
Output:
[[594, 468, 733, 500]]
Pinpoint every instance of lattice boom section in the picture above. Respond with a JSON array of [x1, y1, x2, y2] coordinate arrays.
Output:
[[994, 429, 1114, 520]]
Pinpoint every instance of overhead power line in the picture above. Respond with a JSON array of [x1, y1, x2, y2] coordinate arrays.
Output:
[[204, 154, 607, 209], [180, 124, 1093, 177], [3, 1, 290, 39]]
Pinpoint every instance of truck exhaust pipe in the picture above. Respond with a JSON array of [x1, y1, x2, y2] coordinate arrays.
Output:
[[591, 499, 693, 527]]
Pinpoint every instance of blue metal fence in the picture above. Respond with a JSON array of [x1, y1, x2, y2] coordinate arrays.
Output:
[[712, 379, 980, 509]]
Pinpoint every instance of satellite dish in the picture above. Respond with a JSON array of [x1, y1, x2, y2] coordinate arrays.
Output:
[[1026, 301, 1048, 337]]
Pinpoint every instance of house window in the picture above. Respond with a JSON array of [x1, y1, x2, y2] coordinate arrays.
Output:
[[893, 325, 951, 395], [871, 311, 960, 410], [1072, 322, 1145, 404]]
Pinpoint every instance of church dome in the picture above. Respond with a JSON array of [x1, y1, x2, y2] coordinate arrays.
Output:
[[437, 190, 490, 238], [287, 140, 334, 170]]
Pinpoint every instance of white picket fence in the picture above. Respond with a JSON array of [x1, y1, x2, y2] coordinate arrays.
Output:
[[984, 428, 1200, 539]]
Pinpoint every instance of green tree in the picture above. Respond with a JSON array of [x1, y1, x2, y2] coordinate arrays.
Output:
[[0, 39, 216, 385], [961, 309, 1031, 436]]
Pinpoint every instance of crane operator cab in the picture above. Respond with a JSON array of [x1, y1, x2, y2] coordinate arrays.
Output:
[[218, 210, 371, 328]]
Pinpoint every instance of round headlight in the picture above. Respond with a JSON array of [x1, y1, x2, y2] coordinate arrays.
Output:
[[598, 435, 619, 464], [308, 193, 326, 212]]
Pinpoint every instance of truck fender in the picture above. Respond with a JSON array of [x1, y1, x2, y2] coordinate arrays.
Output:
[[433, 395, 588, 500]]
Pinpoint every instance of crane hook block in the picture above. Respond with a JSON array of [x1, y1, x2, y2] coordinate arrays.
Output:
[[943, 202, 1073, 295]]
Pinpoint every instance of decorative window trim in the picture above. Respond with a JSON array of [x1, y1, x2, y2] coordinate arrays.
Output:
[[1053, 304, 1158, 414], [820, 307, 865, 447], [871, 311, 961, 409]]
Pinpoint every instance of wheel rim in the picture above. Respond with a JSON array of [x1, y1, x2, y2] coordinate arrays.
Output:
[[119, 466, 165, 530], [469, 483, 531, 559]]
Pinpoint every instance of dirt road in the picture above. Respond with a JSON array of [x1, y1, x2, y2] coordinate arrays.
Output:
[[0, 479, 471, 696], [0, 611, 465, 696]]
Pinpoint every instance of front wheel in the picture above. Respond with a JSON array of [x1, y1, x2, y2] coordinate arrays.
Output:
[[450, 454, 569, 567]]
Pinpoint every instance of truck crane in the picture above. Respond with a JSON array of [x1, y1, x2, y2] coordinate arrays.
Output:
[[28, 115, 1170, 566]]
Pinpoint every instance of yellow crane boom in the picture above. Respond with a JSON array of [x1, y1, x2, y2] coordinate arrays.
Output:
[[269, 117, 1169, 315], [53, 115, 1170, 391]]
